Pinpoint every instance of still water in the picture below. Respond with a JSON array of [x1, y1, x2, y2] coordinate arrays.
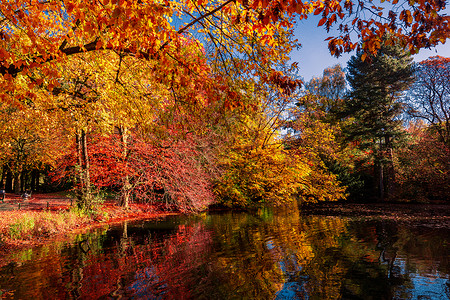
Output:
[[0, 204, 449, 299]]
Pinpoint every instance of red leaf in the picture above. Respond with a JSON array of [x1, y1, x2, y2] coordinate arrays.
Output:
[[318, 17, 327, 26], [314, 7, 324, 15], [66, 3, 75, 13]]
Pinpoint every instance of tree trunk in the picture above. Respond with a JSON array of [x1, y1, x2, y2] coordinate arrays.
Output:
[[0, 166, 6, 189], [379, 163, 384, 201], [118, 126, 130, 208], [384, 135, 396, 200], [30, 170, 35, 192], [35, 170, 40, 192], [5, 170, 13, 192], [82, 130, 92, 202], [31, 170, 39, 192], [13, 172, 20, 194], [75, 132, 83, 202], [20, 169, 26, 193], [75, 130, 92, 209], [377, 138, 384, 202]]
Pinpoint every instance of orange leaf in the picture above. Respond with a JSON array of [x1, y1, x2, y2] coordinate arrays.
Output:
[[112, 7, 121, 18], [361, 53, 367, 61], [406, 10, 412, 23], [0, 47, 10, 60]]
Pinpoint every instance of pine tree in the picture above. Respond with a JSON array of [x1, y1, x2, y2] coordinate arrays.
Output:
[[343, 43, 414, 200]]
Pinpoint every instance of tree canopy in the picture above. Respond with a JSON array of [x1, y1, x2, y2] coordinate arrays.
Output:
[[0, 0, 448, 85], [0, 0, 449, 209]]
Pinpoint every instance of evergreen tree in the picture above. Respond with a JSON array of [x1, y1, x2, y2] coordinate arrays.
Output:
[[343, 43, 414, 200]]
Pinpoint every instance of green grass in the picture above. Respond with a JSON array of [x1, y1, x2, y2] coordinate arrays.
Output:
[[9, 216, 35, 239], [7, 210, 91, 240]]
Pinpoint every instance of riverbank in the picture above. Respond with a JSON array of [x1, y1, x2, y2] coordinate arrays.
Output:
[[0, 193, 179, 263], [300, 202, 450, 226]]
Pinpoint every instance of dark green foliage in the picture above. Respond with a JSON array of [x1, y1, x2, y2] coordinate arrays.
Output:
[[342, 43, 414, 200], [322, 157, 375, 202], [344, 44, 414, 141]]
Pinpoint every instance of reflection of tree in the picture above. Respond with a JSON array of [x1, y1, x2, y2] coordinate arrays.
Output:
[[376, 221, 399, 279], [110, 221, 134, 298], [260, 207, 418, 299], [261, 206, 349, 299], [67, 230, 112, 298], [191, 212, 285, 299], [397, 225, 450, 275], [0, 208, 449, 299], [72, 220, 214, 298]]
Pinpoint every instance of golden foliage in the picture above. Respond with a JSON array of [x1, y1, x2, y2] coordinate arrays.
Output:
[[214, 108, 311, 207], [288, 94, 347, 203]]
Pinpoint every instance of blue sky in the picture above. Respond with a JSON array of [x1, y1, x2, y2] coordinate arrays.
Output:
[[292, 15, 450, 82]]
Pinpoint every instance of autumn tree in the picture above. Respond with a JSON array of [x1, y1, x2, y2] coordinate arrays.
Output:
[[0, 0, 448, 102], [286, 93, 347, 203], [214, 113, 310, 207], [407, 56, 450, 147], [395, 121, 450, 202], [285, 63, 355, 202], [342, 42, 414, 200], [212, 69, 306, 207], [48, 46, 221, 211], [304, 64, 347, 115], [0, 102, 64, 193]]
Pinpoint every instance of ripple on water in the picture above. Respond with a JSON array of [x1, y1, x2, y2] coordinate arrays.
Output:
[[0, 208, 449, 299]]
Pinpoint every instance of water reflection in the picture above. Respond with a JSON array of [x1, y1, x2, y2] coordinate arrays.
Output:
[[0, 204, 449, 299]]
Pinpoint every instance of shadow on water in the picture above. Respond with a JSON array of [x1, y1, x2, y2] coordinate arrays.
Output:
[[0, 203, 449, 299]]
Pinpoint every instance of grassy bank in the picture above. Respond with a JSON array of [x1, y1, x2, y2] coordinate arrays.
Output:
[[0, 199, 178, 255], [0, 208, 94, 247]]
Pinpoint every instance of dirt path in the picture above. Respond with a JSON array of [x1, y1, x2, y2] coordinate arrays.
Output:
[[0, 192, 72, 212]]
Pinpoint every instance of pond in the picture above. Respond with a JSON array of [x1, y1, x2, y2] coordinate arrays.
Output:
[[0, 203, 449, 299]]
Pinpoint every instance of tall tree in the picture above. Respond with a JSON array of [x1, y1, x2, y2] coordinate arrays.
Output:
[[0, 105, 63, 193], [304, 64, 346, 106], [407, 56, 450, 147], [343, 42, 414, 200], [303, 64, 347, 125]]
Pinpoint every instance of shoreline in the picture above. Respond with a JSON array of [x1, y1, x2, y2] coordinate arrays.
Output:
[[0, 193, 181, 266], [299, 202, 450, 224]]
